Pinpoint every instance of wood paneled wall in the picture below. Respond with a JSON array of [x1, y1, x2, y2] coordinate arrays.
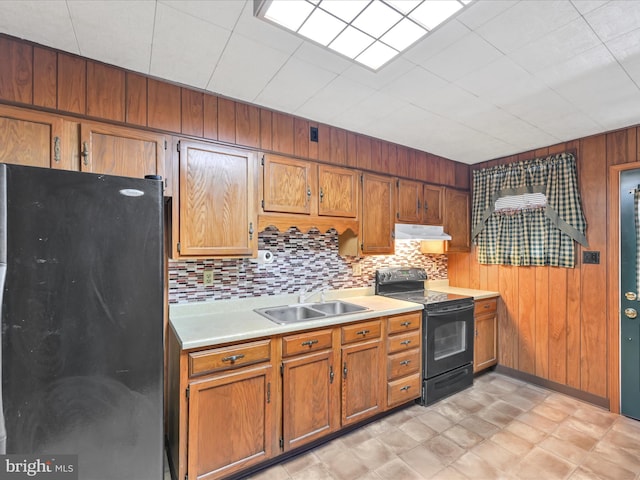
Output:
[[448, 126, 640, 408], [0, 34, 469, 189]]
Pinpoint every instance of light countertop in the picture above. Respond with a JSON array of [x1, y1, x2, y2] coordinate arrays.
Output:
[[170, 288, 423, 350], [169, 283, 500, 351]]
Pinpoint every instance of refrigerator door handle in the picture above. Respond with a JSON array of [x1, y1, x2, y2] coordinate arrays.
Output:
[[0, 164, 7, 453], [0, 264, 5, 454]]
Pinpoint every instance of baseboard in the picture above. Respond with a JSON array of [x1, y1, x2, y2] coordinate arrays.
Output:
[[494, 365, 610, 409]]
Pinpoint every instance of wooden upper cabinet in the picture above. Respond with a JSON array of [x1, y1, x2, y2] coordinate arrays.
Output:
[[423, 184, 444, 225], [396, 179, 422, 224], [444, 188, 470, 252], [262, 154, 315, 215], [79, 122, 166, 181], [361, 173, 395, 255], [0, 105, 64, 169], [177, 140, 258, 257], [318, 165, 358, 218]]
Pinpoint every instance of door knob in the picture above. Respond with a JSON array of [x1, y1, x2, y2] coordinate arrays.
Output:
[[625, 292, 637, 301], [624, 308, 637, 319]]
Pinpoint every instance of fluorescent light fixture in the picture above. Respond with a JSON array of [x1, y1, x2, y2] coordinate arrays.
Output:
[[409, 0, 463, 30], [255, 0, 473, 71]]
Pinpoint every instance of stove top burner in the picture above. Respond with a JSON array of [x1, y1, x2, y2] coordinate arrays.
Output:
[[388, 290, 470, 305]]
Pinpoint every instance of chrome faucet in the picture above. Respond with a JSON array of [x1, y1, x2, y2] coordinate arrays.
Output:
[[298, 286, 327, 304]]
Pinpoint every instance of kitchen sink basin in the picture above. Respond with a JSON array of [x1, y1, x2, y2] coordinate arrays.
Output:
[[255, 301, 370, 325], [310, 301, 368, 315]]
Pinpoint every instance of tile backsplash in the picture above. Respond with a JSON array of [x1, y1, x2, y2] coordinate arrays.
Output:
[[168, 227, 447, 303]]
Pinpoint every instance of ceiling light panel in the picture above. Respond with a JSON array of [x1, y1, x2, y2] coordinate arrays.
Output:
[[256, 0, 473, 71]]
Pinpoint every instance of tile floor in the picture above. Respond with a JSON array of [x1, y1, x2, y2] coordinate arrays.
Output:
[[245, 372, 640, 480]]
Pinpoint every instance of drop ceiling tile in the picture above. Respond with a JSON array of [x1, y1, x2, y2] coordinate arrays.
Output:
[[255, 57, 337, 112], [454, 56, 532, 98], [342, 92, 409, 124], [549, 60, 636, 109], [150, 3, 231, 88], [159, 0, 246, 30], [0, 1, 77, 53], [605, 26, 640, 63], [534, 44, 615, 89], [475, 0, 581, 54], [295, 76, 376, 121], [380, 66, 449, 104], [509, 17, 601, 73], [234, 2, 303, 55], [456, 0, 519, 30], [539, 111, 604, 141], [293, 42, 354, 75], [69, 0, 155, 73], [410, 84, 485, 118], [207, 32, 290, 103], [570, 0, 610, 15], [584, 0, 640, 43], [403, 19, 470, 65], [580, 91, 640, 131], [422, 32, 504, 82], [500, 88, 579, 125], [339, 57, 415, 90]]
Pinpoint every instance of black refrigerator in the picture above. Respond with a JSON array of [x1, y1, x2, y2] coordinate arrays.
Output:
[[0, 164, 164, 479]]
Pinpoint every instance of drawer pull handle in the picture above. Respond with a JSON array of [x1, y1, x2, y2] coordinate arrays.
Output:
[[400, 321, 412, 327], [484, 304, 490, 308], [400, 360, 411, 366], [400, 340, 411, 346], [301, 339, 319, 347], [356, 329, 370, 336], [400, 385, 412, 391], [222, 354, 245, 363]]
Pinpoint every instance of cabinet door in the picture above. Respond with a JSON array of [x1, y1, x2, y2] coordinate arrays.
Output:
[[318, 164, 358, 218], [341, 339, 383, 426], [0, 105, 64, 168], [474, 313, 498, 372], [396, 179, 422, 223], [282, 349, 339, 451], [361, 173, 395, 254], [80, 122, 166, 179], [178, 140, 258, 257], [263, 154, 315, 214], [187, 364, 274, 480], [423, 184, 443, 225], [444, 188, 470, 252]]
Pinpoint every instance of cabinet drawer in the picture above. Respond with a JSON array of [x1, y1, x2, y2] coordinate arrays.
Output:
[[188, 339, 271, 377], [474, 297, 497, 315], [387, 373, 421, 407], [387, 349, 420, 380], [282, 329, 333, 357], [341, 320, 381, 344], [387, 330, 421, 354], [387, 312, 421, 334]]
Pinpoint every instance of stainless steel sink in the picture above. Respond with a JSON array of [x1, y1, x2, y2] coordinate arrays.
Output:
[[255, 301, 370, 325], [310, 301, 368, 315]]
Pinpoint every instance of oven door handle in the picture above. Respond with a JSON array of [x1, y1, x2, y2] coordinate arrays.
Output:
[[426, 304, 474, 316]]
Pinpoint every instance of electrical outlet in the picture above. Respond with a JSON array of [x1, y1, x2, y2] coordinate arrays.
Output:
[[352, 263, 362, 276], [583, 251, 600, 264], [203, 269, 214, 286]]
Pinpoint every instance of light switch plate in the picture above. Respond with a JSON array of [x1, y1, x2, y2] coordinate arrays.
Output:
[[352, 263, 362, 276]]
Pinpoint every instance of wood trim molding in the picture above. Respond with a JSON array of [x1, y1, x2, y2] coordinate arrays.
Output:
[[607, 161, 640, 414]]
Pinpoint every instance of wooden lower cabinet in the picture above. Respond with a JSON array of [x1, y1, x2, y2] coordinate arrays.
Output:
[[474, 297, 498, 372], [385, 312, 422, 408], [187, 364, 275, 480], [168, 314, 422, 480], [282, 348, 339, 451], [341, 338, 384, 426]]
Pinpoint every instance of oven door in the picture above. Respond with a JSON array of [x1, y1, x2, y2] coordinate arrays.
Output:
[[424, 303, 474, 378]]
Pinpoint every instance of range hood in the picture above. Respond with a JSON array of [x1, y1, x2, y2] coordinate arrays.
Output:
[[394, 224, 452, 241]]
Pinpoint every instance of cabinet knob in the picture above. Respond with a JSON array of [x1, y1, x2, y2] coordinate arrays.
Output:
[[319, 188, 324, 202], [356, 329, 370, 336], [53, 136, 61, 163], [301, 339, 319, 347], [399, 360, 411, 366], [248, 222, 254, 240], [400, 340, 411, 346], [400, 321, 412, 327], [400, 385, 411, 391], [222, 354, 245, 363]]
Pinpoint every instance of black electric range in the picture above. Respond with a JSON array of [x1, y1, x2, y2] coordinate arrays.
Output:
[[375, 267, 475, 405]]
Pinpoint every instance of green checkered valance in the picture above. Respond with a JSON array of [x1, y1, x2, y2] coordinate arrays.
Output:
[[471, 153, 588, 268]]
